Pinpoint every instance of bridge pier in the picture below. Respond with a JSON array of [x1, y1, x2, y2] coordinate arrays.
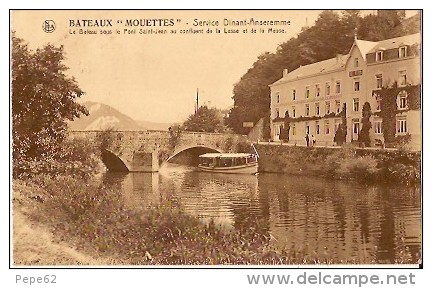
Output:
[[130, 151, 159, 172]]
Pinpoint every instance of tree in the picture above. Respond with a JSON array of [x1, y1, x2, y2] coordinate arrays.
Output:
[[182, 106, 226, 133], [225, 52, 281, 134], [334, 103, 347, 146], [279, 111, 290, 142], [334, 123, 348, 146], [358, 102, 372, 147], [12, 34, 88, 174], [358, 10, 406, 41], [341, 10, 362, 39]]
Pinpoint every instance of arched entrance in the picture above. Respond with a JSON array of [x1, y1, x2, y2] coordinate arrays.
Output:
[[167, 146, 222, 166]]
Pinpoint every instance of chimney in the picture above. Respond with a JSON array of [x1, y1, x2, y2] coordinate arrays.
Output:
[[335, 54, 342, 64], [283, 69, 288, 77]]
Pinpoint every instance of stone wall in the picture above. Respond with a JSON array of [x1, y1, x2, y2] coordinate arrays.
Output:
[[256, 144, 336, 175]]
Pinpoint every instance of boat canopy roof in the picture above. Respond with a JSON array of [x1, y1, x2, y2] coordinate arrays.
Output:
[[199, 153, 254, 158]]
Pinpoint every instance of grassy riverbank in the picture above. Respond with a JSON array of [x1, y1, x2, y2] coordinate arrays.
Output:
[[257, 145, 421, 186], [14, 175, 383, 266]]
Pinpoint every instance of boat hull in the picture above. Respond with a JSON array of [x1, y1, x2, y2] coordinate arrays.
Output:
[[198, 163, 258, 174]]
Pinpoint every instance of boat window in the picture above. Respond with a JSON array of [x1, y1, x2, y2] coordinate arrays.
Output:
[[220, 158, 231, 167], [200, 158, 212, 166]]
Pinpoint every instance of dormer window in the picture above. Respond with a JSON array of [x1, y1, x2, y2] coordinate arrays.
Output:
[[399, 46, 408, 58], [276, 93, 280, 103], [376, 51, 383, 62]]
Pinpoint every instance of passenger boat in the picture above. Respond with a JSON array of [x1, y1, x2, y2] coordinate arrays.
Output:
[[198, 153, 258, 174]]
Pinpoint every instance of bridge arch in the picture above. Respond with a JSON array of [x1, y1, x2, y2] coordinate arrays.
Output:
[[101, 149, 130, 172], [166, 145, 222, 163]]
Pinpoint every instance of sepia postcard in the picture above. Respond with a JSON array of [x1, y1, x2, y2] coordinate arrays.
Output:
[[10, 9, 422, 270]]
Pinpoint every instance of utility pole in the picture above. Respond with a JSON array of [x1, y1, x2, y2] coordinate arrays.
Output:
[[195, 88, 199, 114]]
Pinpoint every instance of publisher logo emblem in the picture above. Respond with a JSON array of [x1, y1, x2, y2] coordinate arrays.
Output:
[[42, 20, 56, 33]]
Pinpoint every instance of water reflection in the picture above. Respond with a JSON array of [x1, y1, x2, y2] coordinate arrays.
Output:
[[102, 163, 421, 264], [102, 172, 161, 210]]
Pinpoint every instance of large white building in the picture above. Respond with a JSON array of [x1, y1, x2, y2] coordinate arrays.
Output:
[[269, 33, 421, 150]]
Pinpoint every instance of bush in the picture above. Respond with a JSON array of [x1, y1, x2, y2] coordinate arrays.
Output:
[[236, 139, 253, 153], [336, 156, 379, 183], [15, 137, 100, 180], [95, 127, 118, 152], [223, 136, 235, 151], [394, 134, 412, 151], [387, 163, 420, 186], [323, 148, 355, 177]]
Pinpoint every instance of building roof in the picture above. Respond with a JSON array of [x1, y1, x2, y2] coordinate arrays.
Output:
[[270, 33, 420, 87], [270, 54, 348, 86], [369, 33, 420, 52], [353, 39, 378, 59]]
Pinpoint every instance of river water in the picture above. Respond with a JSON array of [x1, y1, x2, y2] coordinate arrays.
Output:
[[101, 163, 421, 264]]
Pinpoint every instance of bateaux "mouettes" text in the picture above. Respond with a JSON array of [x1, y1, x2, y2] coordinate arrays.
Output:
[[69, 19, 113, 27]]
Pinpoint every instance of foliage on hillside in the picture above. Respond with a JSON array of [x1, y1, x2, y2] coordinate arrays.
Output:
[[226, 10, 419, 135]]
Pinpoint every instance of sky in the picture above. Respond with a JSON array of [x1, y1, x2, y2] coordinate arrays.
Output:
[[11, 10, 417, 123]]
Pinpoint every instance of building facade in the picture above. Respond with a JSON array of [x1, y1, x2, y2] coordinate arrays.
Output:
[[269, 33, 421, 150]]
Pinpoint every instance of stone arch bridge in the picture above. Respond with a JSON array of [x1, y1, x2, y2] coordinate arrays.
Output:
[[69, 130, 247, 172]]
